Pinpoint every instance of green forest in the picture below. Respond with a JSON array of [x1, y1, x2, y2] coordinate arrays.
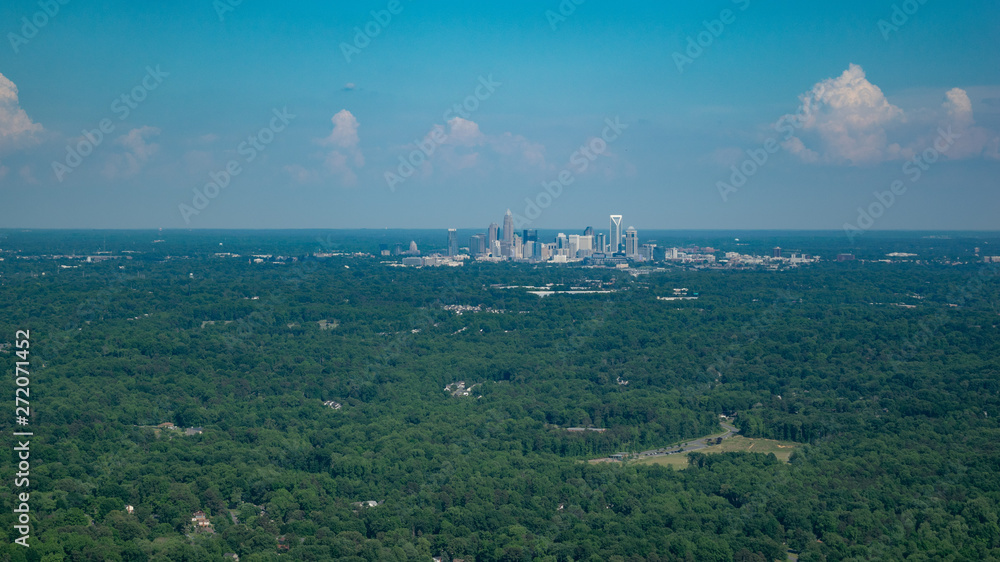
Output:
[[1, 231, 999, 561]]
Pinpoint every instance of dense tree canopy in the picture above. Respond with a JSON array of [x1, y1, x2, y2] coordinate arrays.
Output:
[[0, 231, 998, 561]]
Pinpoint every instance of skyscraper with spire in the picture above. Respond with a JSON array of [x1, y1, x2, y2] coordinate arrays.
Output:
[[503, 209, 514, 244]]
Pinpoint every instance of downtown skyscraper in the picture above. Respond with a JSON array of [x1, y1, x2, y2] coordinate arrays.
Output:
[[610, 214, 623, 254]]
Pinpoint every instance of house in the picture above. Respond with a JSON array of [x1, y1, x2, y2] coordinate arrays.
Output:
[[191, 511, 213, 530], [125, 505, 134, 515], [185, 427, 203, 436], [277, 536, 290, 552], [157, 422, 176, 430]]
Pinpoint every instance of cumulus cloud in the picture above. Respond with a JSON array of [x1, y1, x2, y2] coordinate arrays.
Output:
[[781, 64, 905, 165], [779, 64, 1000, 165], [320, 109, 364, 184], [103, 126, 160, 178], [398, 117, 548, 179], [938, 87, 999, 160], [0, 73, 43, 149]]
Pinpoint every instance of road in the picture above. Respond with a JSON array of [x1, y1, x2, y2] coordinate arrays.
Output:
[[633, 421, 739, 460]]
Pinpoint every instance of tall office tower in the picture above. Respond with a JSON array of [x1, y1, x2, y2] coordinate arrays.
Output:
[[578, 235, 593, 252], [513, 234, 523, 260], [555, 233, 568, 249], [470, 234, 486, 256], [488, 222, 499, 250], [624, 226, 639, 257], [772, 246, 782, 258], [596, 232, 607, 253], [409, 240, 419, 254], [503, 209, 514, 244], [568, 235, 580, 256], [522, 229, 538, 243], [447, 229, 458, 256], [610, 215, 623, 254], [583, 226, 594, 237]]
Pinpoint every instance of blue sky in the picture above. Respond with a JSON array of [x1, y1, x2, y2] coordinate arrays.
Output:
[[0, 0, 997, 232]]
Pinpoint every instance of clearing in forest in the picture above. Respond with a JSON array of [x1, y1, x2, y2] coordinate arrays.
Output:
[[635, 436, 798, 469]]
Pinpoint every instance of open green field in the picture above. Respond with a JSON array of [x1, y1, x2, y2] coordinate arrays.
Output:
[[635, 436, 799, 469]]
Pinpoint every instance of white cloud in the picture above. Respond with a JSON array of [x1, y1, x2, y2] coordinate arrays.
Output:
[[320, 109, 364, 184], [103, 126, 160, 178], [781, 64, 905, 166], [938, 87, 999, 160], [0, 73, 43, 149], [402, 117, 548, 178], [780, 64, 1000, 165]]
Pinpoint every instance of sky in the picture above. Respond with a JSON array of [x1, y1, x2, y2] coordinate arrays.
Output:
[[0, 0, 998, 232]]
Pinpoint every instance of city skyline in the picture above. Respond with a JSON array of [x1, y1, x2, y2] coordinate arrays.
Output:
[[0, 1, 997, 232]]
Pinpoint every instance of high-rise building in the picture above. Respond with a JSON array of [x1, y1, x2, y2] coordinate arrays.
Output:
[[488, 223, 499, 251], [624, 226, 639, 257], [522, 229, 537, 243], [470, 234, 486, 256], [610, 215, 623, 254], [409, 240, 419, 255], [555, 233, 568, 249], [568, 235, 580, 256], [447, 229, 458, 257], [583, 226, 594, 237], [772, 247, 782, 258], [578, 235, 593, 253], [596, 232, 607, 253], [503, 209, 514, 244]]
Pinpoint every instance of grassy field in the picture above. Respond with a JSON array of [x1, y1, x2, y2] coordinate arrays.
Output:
[[634, 436, 798, 469]]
